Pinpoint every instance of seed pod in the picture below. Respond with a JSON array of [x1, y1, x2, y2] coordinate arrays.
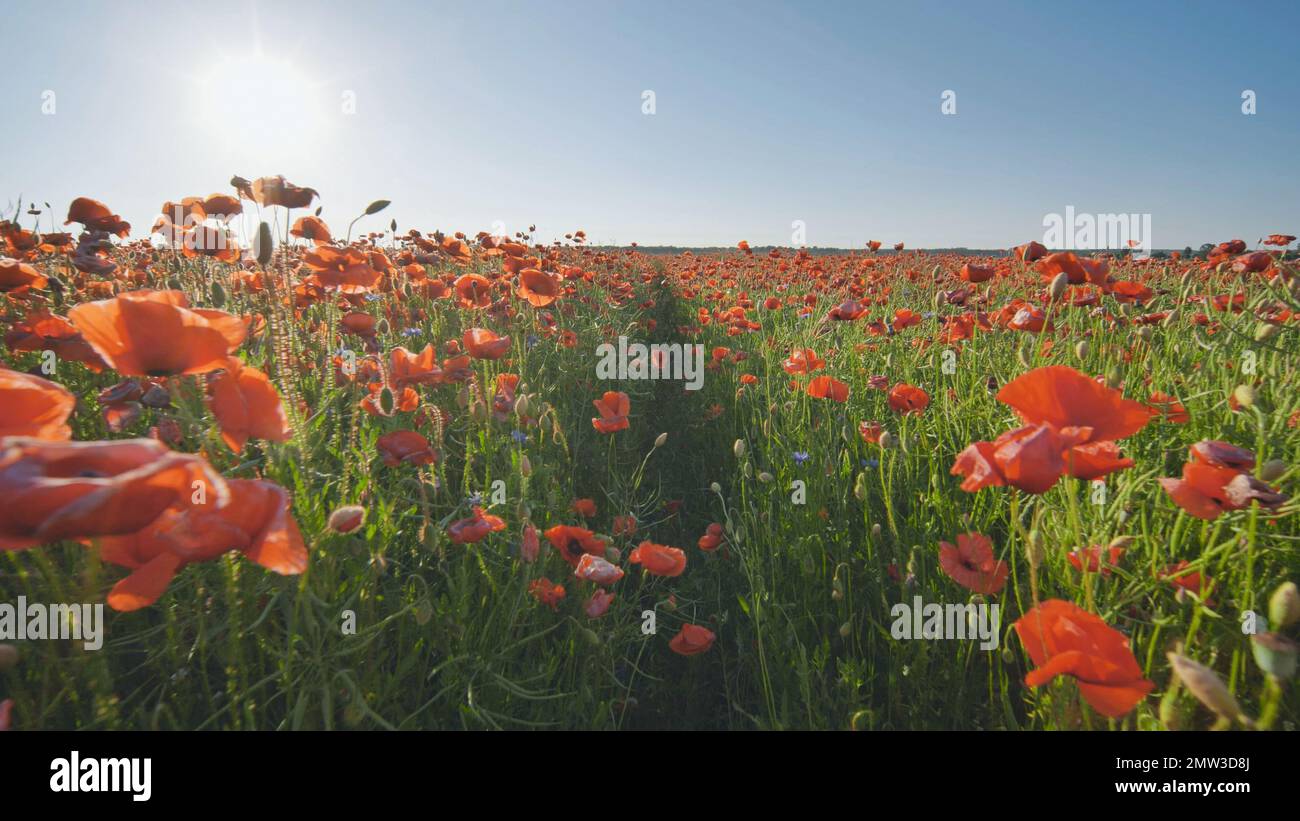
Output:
[[1269, 581, 1300, 629], [1250, 632, 1297, 680], [379, 386, 396, 415], [256, 221, 274, 266], [710, 482, 722, 494], [1167, 652, 1245, 723], [209, 280, 227, 308]]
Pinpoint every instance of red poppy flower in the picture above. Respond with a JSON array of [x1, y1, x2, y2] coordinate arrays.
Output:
[[1068, 545, 1125, 575], [544, 525, 607, 568], [447, 506, 507, 544], [612, 514, 638, 537], [290, 215, 333, 245], [1012, 599, 1154, 718], [807, 375, 849, 402], [206, 356, 292, 453], [453, 274, 493, 309], [782, 348, 824, 375], [463, 327, 511, 359], [517, 268, 561, 307], [592, 390, 630, 433], [697, 522, 724, 552], [376, 430, 437, 467], [938, 533, 1008, 594], [97, 478, 306, 611], [520, 523, 540, 562], [0, 438, 228, 551], [669, 623, 716, 656], [390, 344, 443, 387], [0, 257, 48, 293], [249, 176, 318, 209], [68, 290, 246, 377], [570, 498, 597, 518], [585, 589, 615, 618], [65, 197, 131, 237], [302, 247, 382, 293], [629, 541, 686, 577], [887, 383, 929, 414], [529, 578, 566, 610], [0, 367, 75, 440]]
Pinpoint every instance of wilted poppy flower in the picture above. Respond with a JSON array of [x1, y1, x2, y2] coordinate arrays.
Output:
[[938, 533, 1008, 594], [629, 541, 686, 577], [592, 390, 630, 433], [545, 524, 607, 567], [463, 327, 511, 359], [0, 437, 228, 551], [612, 514, 638, 537], [68, 290, 246, 376], [887, 383, 929, 414], [1012, 599, 1154, 718], [528, 578, 566, 610], [1158, 439, 1287, 520], [0, 368, 75, 440], [96, 478, 306, 611], [447, 506, 507, 544], [585, 589, 615, 619], [807, 375, 849, 402], [206, 356, 292, 453], [669, 623, 716, 656], [376, 430, 437, 467], [574, 553, 625, 586]]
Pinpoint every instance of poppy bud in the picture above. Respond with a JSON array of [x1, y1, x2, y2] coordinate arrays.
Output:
[[209, 280, 227, 308], [1255, 322, 1278, 342], [853, 472, 867, 500], [580, 627, 601, 647], [1137, 326, 1153, 342], [1167, 652, 1246, 723], [414, 600, 433, 625], [515, 501, 530, 521], [1016, 346, 1032, 369], [1232, 384, 1255, 408], [1108, 535, 1135, 549], [733, 439, 746, 458], [0, 643, 17, 671], [1269, 581, 1300, 629], [1250, 633, 1297, 680], [456, 384, 470, 409], [871, 523, 882, 538], [1025, 529, 1044, 570], [831, 588, 843, 602], [1258, 458, 1286, 483], [1074, 340, 1089, 359], [849, 709, 873, 731], [255, 221, 274, 266], [379, 386, 396, 415], [758, 471, 774, 483], [1104, 368, 1121, 389], [1049, 271, 1069, 302], [1162, 310, 1180, 327], [343, 703, 365, 728], [838, 621, 851, 638], [364, 199, 392, 216], [514, 394, 530, 418], [327, 504, 366, 534], [519, 454, 532, 478], [376, 318, 390, 337], [654, 432, 668, 448], [742, 461, 752, 478], [607, 546, 620, 563], [878, 431, 897, 450]]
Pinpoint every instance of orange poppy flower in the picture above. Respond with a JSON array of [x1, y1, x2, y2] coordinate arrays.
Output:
[[697, 522, 724, 552], [0, 257, 48, 293], [453, 274, 493, 309], [290, 215, 333, 245], [571, 498, 597, 518], [68, 290, 246, 376], [629, 541, 686, 577], [517, 268, 561, 307], [206, 356, 292, 453], [1012, 241, 1048, 262], [96, 478, 306, 611], [528, 578, 566, 610], [302, 246, 382, 293], [447, 506, 507, 544], [938, 533, 1008, 594], [1012, 599, 1154, 718], [463, 327, 511, 359], [669, 623, 716, 656], [782, 348, 824, 375], [390, 344, 443, 387], [65, 197, 131, 237], [544, 524, 607, 568], [0, 368, 75, 440], [376, 430, 437, 467], [1068, 545, 1125, 576], [959, 263, 995, 283], [250, 176, 318, 209], [0, 438, 228, 551], [591, 390, 630, 433], [807, 375, 849, 402], [887, 383, 929, 414], [4, 310, 107, 371]]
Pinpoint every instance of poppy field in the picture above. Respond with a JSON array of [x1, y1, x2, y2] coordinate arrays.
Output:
[[0, 190, 1298, 732]]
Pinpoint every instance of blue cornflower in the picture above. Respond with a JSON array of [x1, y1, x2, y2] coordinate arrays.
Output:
[[402, 327, 422, 337], [511, 430, 529, 444], [793, 451, 810, 465]]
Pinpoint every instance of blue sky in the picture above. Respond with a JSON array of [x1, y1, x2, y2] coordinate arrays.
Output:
[[2, 0, 1297, 248]]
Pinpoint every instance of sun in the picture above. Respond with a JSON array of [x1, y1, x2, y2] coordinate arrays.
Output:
[[191, 51, 330, 163]]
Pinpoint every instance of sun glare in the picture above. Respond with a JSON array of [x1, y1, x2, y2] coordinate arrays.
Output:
[[192, 52, 328, 161]]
